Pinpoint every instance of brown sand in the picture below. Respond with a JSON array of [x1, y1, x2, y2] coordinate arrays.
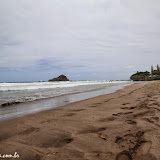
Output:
[[0, 81, 160, 160]]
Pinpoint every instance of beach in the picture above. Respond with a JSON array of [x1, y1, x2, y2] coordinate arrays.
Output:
[[0, 81, 160, 160]]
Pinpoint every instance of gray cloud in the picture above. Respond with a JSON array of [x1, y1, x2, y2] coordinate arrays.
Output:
[[0, 0, 160, 81]]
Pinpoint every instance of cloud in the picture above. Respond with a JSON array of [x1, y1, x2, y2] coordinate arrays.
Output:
[[0, 0, 160, 81]]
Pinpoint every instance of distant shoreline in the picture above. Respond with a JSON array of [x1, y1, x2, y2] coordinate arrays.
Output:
[[0, 80, 131, 83]]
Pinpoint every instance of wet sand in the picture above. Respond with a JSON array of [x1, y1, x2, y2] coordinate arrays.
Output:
[[0, 81, 160, 160]]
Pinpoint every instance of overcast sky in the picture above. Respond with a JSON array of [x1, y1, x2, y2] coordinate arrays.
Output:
[[0, 0, 160, 82]]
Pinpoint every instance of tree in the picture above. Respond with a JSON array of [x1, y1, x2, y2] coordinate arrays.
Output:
[[157, 64, 160, 75], [130, 71, 150, 81], [153, 70, 158, 75], [151, 65, 154, 76], [130, 66, 160, 81]]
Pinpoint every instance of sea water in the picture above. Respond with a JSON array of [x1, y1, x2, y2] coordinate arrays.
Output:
[[0, 80, 129, 107], [0, 80, 132, 121]]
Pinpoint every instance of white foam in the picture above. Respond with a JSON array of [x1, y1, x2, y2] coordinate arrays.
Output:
[[0, 81, 128, 91]]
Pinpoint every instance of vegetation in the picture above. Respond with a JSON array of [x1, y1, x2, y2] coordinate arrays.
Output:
[[130, 65, 160, 81]]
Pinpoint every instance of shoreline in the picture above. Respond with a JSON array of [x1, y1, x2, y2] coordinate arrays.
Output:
[[0, 81, 130, 107], [0, 81, 160, 160], [0, 82, 127, 108], [0, 82, 131, 122]]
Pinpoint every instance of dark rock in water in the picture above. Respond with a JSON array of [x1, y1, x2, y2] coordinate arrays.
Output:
[[48, 75, 69, 82], [1, 101, 22, 107]]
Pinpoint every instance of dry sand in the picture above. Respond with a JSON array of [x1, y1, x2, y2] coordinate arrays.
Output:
[[0, 81, 160, 160]]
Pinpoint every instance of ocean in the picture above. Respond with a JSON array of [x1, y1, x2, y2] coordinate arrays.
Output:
[[0, 80, 132, 121], [0, 80, 130, 107]]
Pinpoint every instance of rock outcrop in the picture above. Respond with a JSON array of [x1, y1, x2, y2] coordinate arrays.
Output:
[[48, 75, 69, 81]]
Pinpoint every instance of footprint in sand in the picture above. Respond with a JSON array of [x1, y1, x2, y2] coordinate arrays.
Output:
[[78, 127, 106, 134], [152, 102, 160, 106], [130, 110, 155, 118], [113, 112, 133, 117], [116, 151, 132, 160], [152, 96, 159, 99], [135, 141, 152, 155], [99, 116, 116, 122], [119, 94, 126, 98], [94, 102, 103, 105], [70, 109, 86, 112], [19, 127, 40, 135], [126, 120, 137, 125], [122, 103, 130, 106], [142, 117, 160, 128], [85, 152, 115, 160], [41, 136, 73, 148], [121, 106, 136, 110], [63, 113, 76, 117], [150, 117, 159, 122], [134, 153, 158, 160], [89, 105, 97, 108], [115, 131, 145, 155], [104, 98, 114, 103], [89, 103, 102, 108]]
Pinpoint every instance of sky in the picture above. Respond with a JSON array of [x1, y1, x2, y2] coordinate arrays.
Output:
[[0, 0, 160, 82]]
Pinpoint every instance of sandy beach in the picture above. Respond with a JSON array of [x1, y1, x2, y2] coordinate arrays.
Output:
[[0, 81, 160, 160]]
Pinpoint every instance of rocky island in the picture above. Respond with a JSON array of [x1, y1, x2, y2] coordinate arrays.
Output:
[[48, 74, 69, 81]]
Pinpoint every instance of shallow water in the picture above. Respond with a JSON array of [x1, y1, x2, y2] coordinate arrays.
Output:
[[0, 82, 132, 121], [0, 80, 128, 106]]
